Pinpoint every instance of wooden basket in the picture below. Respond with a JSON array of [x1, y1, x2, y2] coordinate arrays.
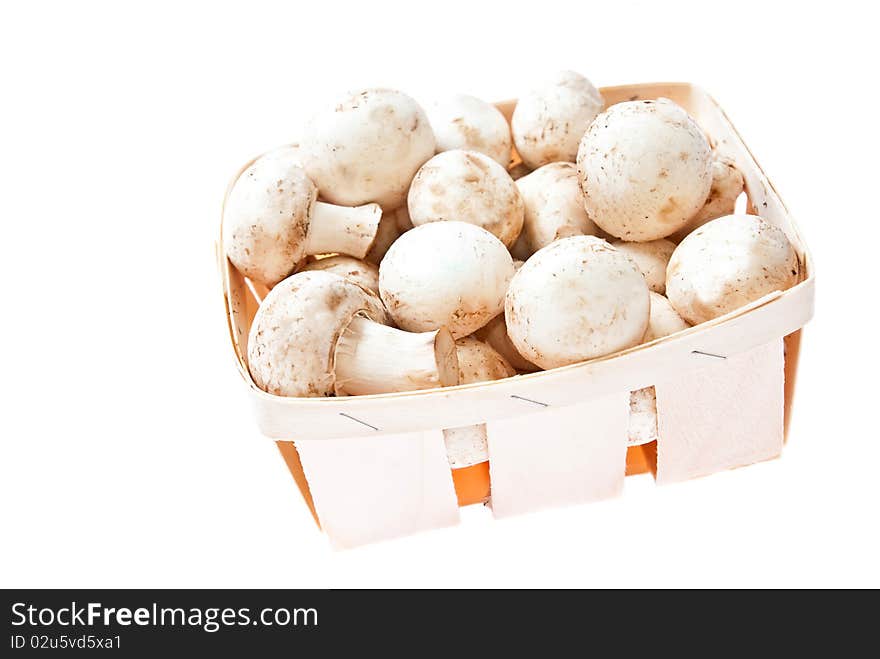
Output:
[[218, 82, 815, 549]]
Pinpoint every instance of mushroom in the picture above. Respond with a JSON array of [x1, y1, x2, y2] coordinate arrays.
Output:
[[515, 162, 606, 258], [628, 292, 691, 446], [576, 99, 713, 242], [443, 337, 516, 469], [666, 214, 799, 325], [669, 156, 745, 243], [302, 88, 435, 210], [507, 161, 532, 181], [223, 148, 382, 287], [611, 239, 676, 294], [365, 210, 402, 265], [297, 255, 380, 295], [512, 70, 604, 169], [506, 236, 650, 369], [426, 94, 512, 167], [643, 291, 690, 342], [407, 150, 524, 248], [380, 221, 515, 338], [247, 271, 458, 397]]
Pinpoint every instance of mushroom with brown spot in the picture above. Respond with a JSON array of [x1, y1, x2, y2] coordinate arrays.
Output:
[[611, 238, 676, 294], [297, 255, 380, 295], [407, 150, 524, 248], [380, 221, 515, 338], [576, 99, 713, 242], [223, 147, 382, 287], [669, 156, 745, 242], [426, 94, 512, 167], [512, 70, 604, 169], [666, 214, 799, 325], [505, 236, 650, 370], [247, 271, 458, 397], [302, 89, 435, 210]]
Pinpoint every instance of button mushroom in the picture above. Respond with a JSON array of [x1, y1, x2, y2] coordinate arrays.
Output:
[[669, 156, 745, 243], [379, 221, 515, 338], [297, 255, 380, 295], [505, 236, 650, 369], [666, 214, 799, 325], [443, 337, 516, 469], [426, 94, 512, 167], [576, 99, 713, 242], [611, 238, 676, 294], [407, 150, 524, 248], [224, 147, 382, 287], [512, 70, 604, 169], [628, 292, 691, 446], [247, 271, 458, 397], [514, 162, 605, 259], [302, 88, 435, 210]]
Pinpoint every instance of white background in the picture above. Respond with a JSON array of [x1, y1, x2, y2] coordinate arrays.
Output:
[[2, 0, 878, 588]]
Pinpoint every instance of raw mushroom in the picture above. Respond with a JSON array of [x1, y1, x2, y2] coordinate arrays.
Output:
[[628, 292, 691, 446], [302, 88, 435, 210], [669, 156, 745, 242], [248, 271, 458, 397], [643, 291, 690, 342], [512, 70, 604, 169], [426, 94, 512, 167], [506, 236, 650, 369], [380, 221, 515, 338], [474, 259, 539, 372], [508, 161, 532, 181], [407, 150, 524, 248], [365, 210, 402, 265], [666, 214, 799, 325], [516, 162, 605, 258], [297, 255, 380, 295], [611, 239, 676, 294], [443, 337, 516, 469], [577, 99, 713, 242], [224, 149, 382, 287]]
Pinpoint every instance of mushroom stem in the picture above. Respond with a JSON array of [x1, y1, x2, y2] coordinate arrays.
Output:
[[305, 201, 382, 259], [333, 315, 459, 395]]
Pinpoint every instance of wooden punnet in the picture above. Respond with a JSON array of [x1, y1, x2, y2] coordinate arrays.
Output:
[[219, 83, 815, 549]]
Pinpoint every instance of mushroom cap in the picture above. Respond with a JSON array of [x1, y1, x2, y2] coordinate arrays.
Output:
[[379, 221, 514, 338], [297, 255, 380, 295], [505, 236, 650, 369], [302, 89, 435, 209], [223, 146, 316, 286], [473, 314, 539, 373], [364, 209, 402, 265], [643, 292, 690, 342], [512, 70, 604, 170], [577, 99, 713, 241], [666, 214, 799, 325], [407, 150, 524, 248], [670, 156, 745, 242], [611, 239, 676, 294], [628, 387, 658, 446], [426, 94, 512, 167], [247, 271, 387, 397], [455, 336, 516, 384], [516, 162, 605, 256]]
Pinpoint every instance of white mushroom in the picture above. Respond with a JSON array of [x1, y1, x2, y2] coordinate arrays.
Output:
[[248, 271, 458, 397], [302, 88, 435, 209], [666, 214, 799, 325], [611, 239, 676, 294], [426, 94, 512, 167], [407, 150, 524, 248], [670, 156, 745, 242], [506, 236, 650, 369], [297, 255, 380, 295], [515, 162, 605, 258], [365, 210, 402, 265], [576, 99, 713, 241], [628, 293, 690, 446], [380, 221, 515, 338], [473, 314, 539, 372], [512, 70, 604, 169], [643, 291, 690, 342], [443, 337, 515, 469], [224, 148, 381, 286]]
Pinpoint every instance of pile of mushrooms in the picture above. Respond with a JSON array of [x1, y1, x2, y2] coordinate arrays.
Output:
[[224, 74, 800, 494]]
